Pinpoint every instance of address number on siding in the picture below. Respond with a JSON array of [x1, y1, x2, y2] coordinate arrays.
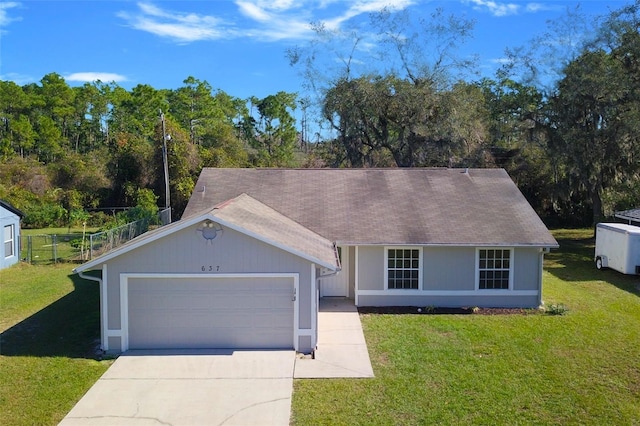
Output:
[[201, 265, 220, 272]]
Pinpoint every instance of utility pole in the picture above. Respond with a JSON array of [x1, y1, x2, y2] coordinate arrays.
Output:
[[299, 97, 309, 153], [160, 110, 171, 222]]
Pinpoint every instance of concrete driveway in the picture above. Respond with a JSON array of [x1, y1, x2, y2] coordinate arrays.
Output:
[[59, 349, 295, 426]]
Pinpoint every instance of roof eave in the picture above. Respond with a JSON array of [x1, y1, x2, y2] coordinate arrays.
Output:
[[0, 200, 24, 218], [335, 241, 559, 248]]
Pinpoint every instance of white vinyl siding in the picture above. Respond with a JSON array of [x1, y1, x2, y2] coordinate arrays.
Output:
[[4, 225, 14, 258]]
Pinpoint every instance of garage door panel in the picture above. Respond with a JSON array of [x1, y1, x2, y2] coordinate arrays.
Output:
[[128, 326, 293, 349], [130, 310, 292, 329], [127, 277, 294, 350]]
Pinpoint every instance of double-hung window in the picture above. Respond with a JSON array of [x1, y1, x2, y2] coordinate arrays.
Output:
[[4, 225, 14, 258], [386, 248, 421, 290], [478, 248, 512, 290]]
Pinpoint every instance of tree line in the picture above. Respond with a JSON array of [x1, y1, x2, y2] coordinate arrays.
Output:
[[290, 2, 640, 227], [1, 2, 639, 229], [0, 75, 300, 227]]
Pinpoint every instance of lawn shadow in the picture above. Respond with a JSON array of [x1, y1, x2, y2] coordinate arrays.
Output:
[[545, 235, 640, 298], [0, 273, 101, 359]]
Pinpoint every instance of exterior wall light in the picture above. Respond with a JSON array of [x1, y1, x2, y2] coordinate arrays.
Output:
[[197, 220, 222, 243]]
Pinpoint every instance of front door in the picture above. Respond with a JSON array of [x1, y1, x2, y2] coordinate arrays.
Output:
[[321, 246, 349, 297]]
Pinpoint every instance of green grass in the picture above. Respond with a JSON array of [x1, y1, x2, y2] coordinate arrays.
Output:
[[21, 227, 100, 236], [3, 230, 640, 425], [292, 229, 640, 425], [0, 263, 111, 425], [20, 227, 99, 264]]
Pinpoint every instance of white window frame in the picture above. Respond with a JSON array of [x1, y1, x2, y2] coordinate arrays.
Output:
[[475, 247, 514, 291], [384, 247, 423, 290], [4, 224, 14, 258]]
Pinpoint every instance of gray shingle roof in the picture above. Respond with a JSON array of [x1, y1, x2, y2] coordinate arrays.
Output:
[[183, 168, 558, 247], [209, 193, 339, 269], [75, 193, 339, 273]]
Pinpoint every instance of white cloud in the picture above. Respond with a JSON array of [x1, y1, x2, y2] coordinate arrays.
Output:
[[350, 0, 414, 14], [131, 16, 225, 41], [253, 0, 299, 12], [322, 0, 414, 30], [119, 1, 415, 43], [318, 0, 340, 8], [0, 2, 21, 29], [236, 1, 273, 23], [525, 3, 561, 13], [238, 0, 415, 40], [358, 40, 378, 52], [468, 0, 519, 17], [525, 3, 544, 13], [467, 0, 555, 17], [257, 21, 315, 41], [65, 72, 128, 83], [118, 2, 233, 43], [235, 0, 319, 40]]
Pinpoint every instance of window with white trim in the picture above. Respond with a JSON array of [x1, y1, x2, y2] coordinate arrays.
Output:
[[386, 248, 421, 289], [4, 225, 14, 258], [478, 249, 511, 290]]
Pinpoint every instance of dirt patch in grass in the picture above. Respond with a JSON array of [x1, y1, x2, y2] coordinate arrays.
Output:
[[358, 306, 539, 315]]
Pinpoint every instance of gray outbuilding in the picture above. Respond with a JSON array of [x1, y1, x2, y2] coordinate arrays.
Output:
[[1, 200, 24, 270]]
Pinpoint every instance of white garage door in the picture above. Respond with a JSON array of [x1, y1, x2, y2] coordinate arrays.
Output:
[[127, 277, 294, 350]]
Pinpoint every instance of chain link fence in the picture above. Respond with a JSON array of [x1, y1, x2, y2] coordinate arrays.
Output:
[[86, 218, 150, 261], [21, 208, 171, 265], [21, 233, 87, 265]]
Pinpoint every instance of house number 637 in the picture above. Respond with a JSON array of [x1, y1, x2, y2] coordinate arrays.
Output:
[[202, 265, 220, 271]]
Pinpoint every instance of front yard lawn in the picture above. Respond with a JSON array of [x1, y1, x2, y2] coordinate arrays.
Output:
[[292, 229, 640, 425], [2, 230, 639, 425], [0, 263, 111, 425]]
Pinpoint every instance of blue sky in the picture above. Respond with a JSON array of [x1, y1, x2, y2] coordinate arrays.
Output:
[[0, 0, 628, 101]]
